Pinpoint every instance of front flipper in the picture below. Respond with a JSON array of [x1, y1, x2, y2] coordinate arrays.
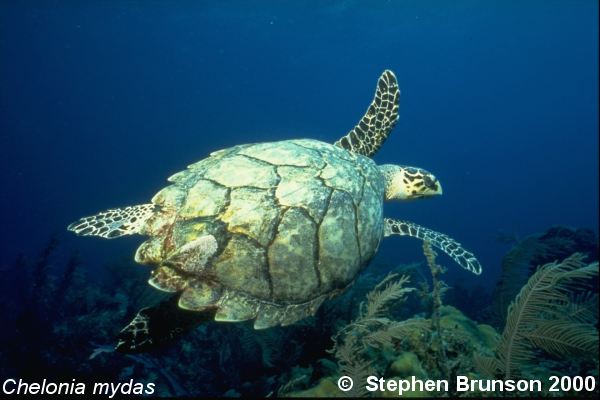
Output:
[[116, 295, 215, 353], [384, 218, 482, 275], [334, 70, 400, 157]]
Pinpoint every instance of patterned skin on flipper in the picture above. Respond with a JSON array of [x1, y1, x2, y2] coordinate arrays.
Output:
[[383, 218, 482, 275], [116, 295, 214, 353], [67, 204, 156, 238], [334, 70, 400, 157]]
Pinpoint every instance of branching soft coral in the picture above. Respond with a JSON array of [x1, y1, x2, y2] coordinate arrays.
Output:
[[475, 253, 599, 379], [489, 227, 598, 326], [328, 272, 415, 396]]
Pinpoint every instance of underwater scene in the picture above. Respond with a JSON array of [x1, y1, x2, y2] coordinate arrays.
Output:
[[0, 1, 598, 398]]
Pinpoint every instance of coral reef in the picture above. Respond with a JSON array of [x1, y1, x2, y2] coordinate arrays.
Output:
[[0, 238, 346, 396], [1, 229, 598, 397], [286, 242, 498, 397], [284, 242, 598, 398], [0, 237, 170, 391], [475, 253, 599, 381], [489, 226, 598, 326]]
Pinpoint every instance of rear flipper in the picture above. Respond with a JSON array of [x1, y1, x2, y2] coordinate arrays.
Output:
[[67, 204, 156, 238], [116, 295, 215, 353], [384, 218, 482, 275]]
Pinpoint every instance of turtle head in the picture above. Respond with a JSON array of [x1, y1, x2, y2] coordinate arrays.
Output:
[[379, 164, 442, 201]]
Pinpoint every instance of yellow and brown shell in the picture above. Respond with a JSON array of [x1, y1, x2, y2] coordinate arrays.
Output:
[[135, 139, 385, 329]]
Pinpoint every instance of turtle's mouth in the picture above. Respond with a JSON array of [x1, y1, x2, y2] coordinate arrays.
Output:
[[406, 192, 439, 201]]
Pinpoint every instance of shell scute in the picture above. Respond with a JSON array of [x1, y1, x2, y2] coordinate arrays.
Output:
[[151, 185, 186, 208], [135, 236, 164, 265], [203, 155, 277, 189], [215, 290, 258, 322], [357, 180, 384, 264], [268, 207, 320, 302], [178, 281, 222, 311], [179, 179, 228, 219], [148, 266, 188, 292], [212, 235, 271, 299], [220, 187, 279, 247], [290, 139, 357, 162], [239, 140, 324, 168], [275, 165, 331, 222], [317, 190, 361, 292], [319, 160, 365, 206]]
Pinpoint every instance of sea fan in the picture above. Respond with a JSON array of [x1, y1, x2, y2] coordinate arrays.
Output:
[[524, 320, 598, 358], [475, 253, 599, 379]]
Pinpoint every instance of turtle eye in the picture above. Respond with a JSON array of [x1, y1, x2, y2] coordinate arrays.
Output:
[[423, 175, 435, 189], [422, 175, 441, 193]]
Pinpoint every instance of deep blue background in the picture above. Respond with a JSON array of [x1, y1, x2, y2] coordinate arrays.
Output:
[[1, 1, 598, 289]]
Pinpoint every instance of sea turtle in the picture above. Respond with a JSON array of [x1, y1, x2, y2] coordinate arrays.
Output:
[[68, 70, 482, 352]]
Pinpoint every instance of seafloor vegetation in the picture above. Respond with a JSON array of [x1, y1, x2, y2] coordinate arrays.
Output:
[[0, 226, 597, 397]]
